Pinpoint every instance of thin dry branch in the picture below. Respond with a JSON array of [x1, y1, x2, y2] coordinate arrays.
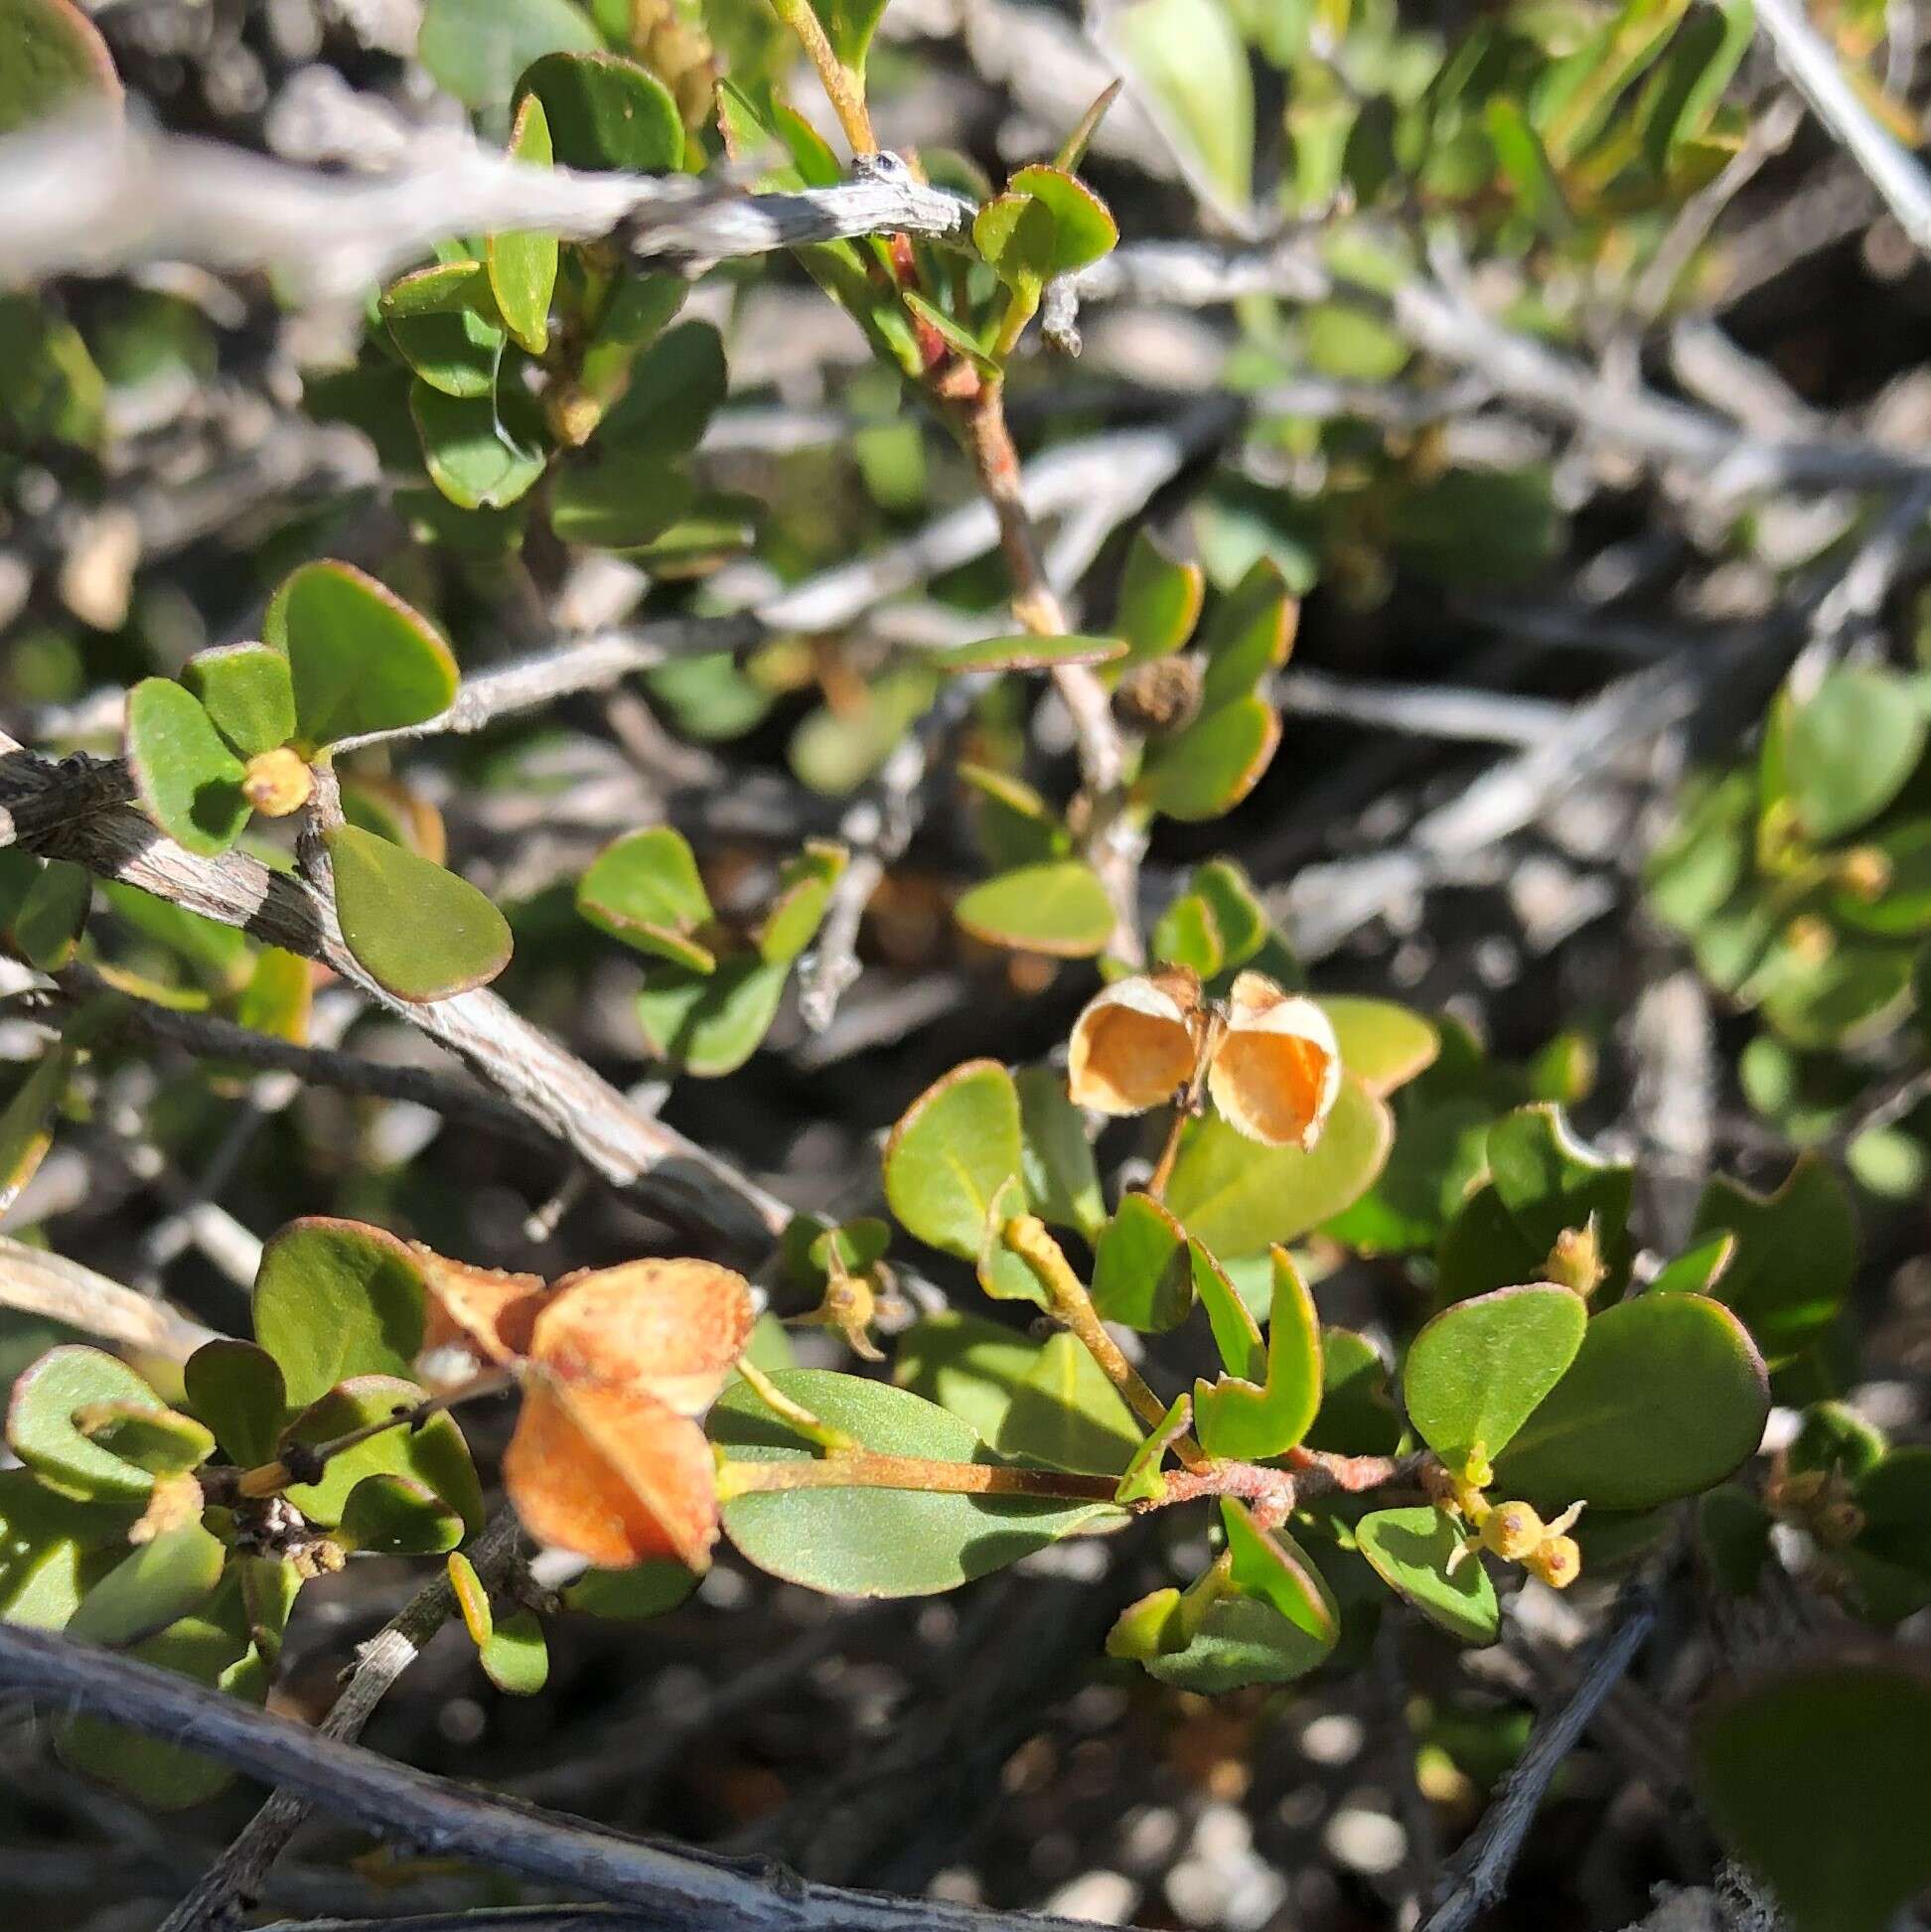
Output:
[[0, 1621, 1152, 1932], [0, 1235, 218, 1360], [0, 117, 971, 296], [1, 752, 786, 1255], [159, 1512, 525, 1932]]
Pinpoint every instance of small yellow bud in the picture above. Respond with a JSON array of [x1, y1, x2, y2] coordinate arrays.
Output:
[[1545, 1219, 1606, 1298], [241, 747, 313, 817], [1836, 846, 1892, 901], [1783, 914, 1835, 966], [1527, 1534, 1581, 1589], [1460, 1445, 1495, 1491], [545, 381, 602, 448], [129, 1471, 204, 1546], [1479, 1500, 1546, 1561]]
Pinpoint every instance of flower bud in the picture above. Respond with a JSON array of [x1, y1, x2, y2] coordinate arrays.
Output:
[[242, 747, 313, 817], [1813, 1499, 1865, 1548], [1527, 1534, 1581, 1589], [1479, 1500, 1546, 1561], [1113, 656, 1204, 737], [1545, 1220, 1606, 1298], [1836, 845, 1891, 901]]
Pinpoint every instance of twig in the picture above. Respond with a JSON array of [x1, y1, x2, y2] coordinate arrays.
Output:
[[1419, 1581, 1660, 1932], [0, 1621, 1153, 1932], [1, 758, 787, 1254], [0, 117, 971, 296], [1274, 670, 1570, 746], [0, 1234, 218, 1360], [159, 1511, 525, 1932], [1747, 0, 1931, 260]]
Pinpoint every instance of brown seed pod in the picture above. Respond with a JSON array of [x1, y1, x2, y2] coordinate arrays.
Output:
[[1113, 656, 1204, 736], [1066, 968, 1205, 1115], [1204, 970, 1342, 1150]]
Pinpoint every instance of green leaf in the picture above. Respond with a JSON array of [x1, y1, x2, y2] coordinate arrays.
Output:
[[1784, 667, 1926, 842], [489, 93, 557, 356], [1197, 558, 1294, 713], [66, 1520, 225, 1647], [1833, 819, 1931, 935], [1222, 1498, 1339, 1649], [251, 1217, 426, 1409], [1306, 1328, 1401, 1456], [1487, 1104, 1633, 1283], [1190, 1237, 1263, 1380], [0, 0, 120, 135], [1114, 530, 1204, 666], [1097, 0, 1254, 217], [633, 955, 787, 1076], [883, 1059, 1024, 1258], [1789, 1401, 1887, 1485], [577, 826, 715, 970], [1163, 1074, 1393, 1258], [1695, 1657, 1931, 1932], [6, 1346, 164, 1499], [0, 1468, 115, 1629], [562, 1560, 698, 1619], [11, 857, 90, 971], [124, 678, 249, 856], [74, 1402, 215, 1475], [549, 453, 695, 550], [380, 260, 506, 399], [994, 1331, 1142, 1474], [0, 1041, 74, 1213], [757, 840, 845, 965], [893, 1310, 1042, 1445], [712, 1369, 1118, 1597], [1640, 0, 1753, 169], [1136, 693, 1280, 822], [412, 381, 548, 511], [791, 666, 936, 796], [1005, 166, 1118, 275], [337, 1474, 465, 1555], [58, 1614, 264, 1808], [183, 1340, 287, 1468], [515, 50, 683, 172], [326, 824, 514, 1002], [281, 1374, 484, 1533], [973, 192, 1057, 294], [1403, 1283, 1587, 1475], [597, 320, 727, 459], [1760, 939, 1915, 1050], [931, 633, 1128, 674], [962, 763, 1070, 870], [806, 0, 891, 73], [1692, 1156, 1855, 1365], [1193, 1250, 1323, 1460], [1152, 893, 1223, 977], [1493, 1293, 1769, 1511], [1486, 96, 1569, 231], [480, 1606, 549, 1693], [1646, 1232, 1735, 1296], [955, 860, 1114, 958], [1318, 997, 1439, 1098], [977, 1174, 1047, 1307], [1191, 859, 1267, 968], [1357, 1505, 1498, 1644], [1015, 1064, 1105, 1244], [1698, 1483, 1772, 1595], [1114, 1394, 1193, 1505], [417, 0, 601, 110], [1091, 1191, 1193, 1332], [182, 644, 297, 760], [266, 561, 458, 749], [1117, 1588, 1333, 1693]]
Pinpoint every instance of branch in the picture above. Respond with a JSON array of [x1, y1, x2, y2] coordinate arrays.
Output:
[[1747, 0, 1931, 260], [1419, 1581, 1660, 1932], [159, 1512, 524, 1932], [1, 753, 787, 1255], [0, 1621, 1148, 1932], [1067, 241, 1931, 495], [0, 116, 972, 296], [0, 1234, 218, 1361]]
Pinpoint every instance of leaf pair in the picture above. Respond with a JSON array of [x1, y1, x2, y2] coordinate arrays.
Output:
[[1069, 966, 1342, 1152], [577, 827, 847, 1074]]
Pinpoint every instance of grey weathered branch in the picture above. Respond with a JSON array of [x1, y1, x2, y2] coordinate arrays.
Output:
[[1067, 241, 1931, 496], [0, 1234, 218, 1360], [0, 1621, 1146, 1932], [0, 115, 971, 296], [1, 751, 786, 1255], [1420, 1582, 1660, 1932], [1747, 0, 1931, 261], [159, 1512, 524, 1932]]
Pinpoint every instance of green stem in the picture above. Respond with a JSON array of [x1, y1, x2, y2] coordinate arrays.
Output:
[[715, 1451, 1120, 1504], [768, 0, 876, 154]]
